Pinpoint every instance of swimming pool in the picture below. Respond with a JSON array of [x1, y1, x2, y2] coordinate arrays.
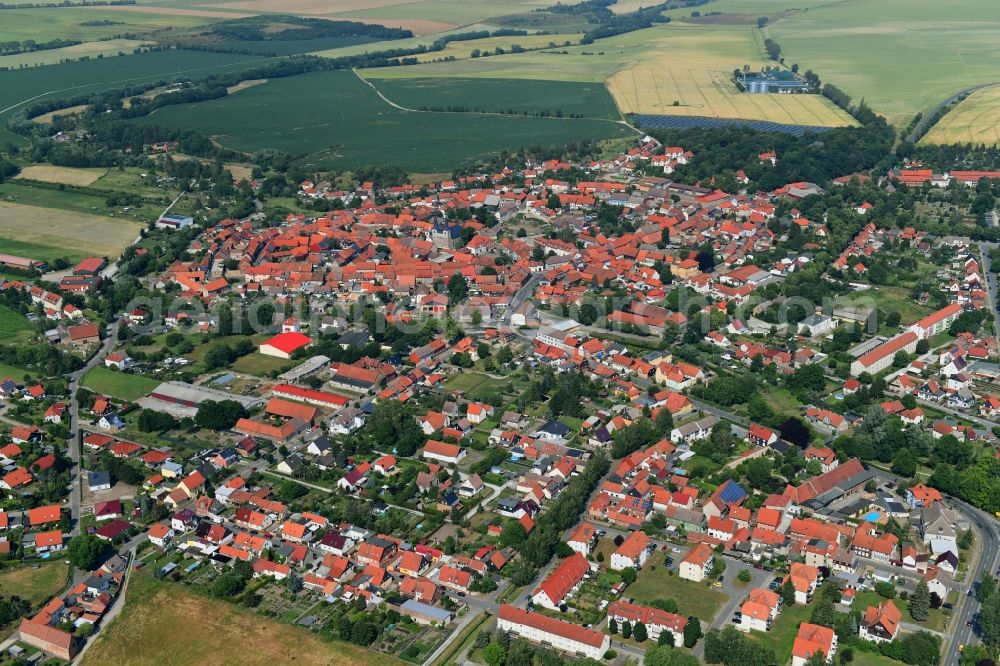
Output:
[[862, 511, 881, 522]]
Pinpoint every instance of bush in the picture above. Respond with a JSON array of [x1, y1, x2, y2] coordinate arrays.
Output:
[[603, 650, 617, 660], [875, 581, 896, 599]]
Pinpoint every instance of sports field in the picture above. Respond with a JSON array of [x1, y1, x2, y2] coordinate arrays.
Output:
[[768, 0, 1000, 126], [16, 165, 107, 187], [0, 201, 143, 265], [135, 69, 636, 170], [81, 575, 403, 666], [921, 85, 1000, 147], [366, 24, 855, 127]]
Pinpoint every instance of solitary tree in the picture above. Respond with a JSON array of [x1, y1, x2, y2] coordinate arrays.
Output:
[[909, 580, 930, 621], [634, 621, 648, 643], [683, 617, 702, 648], [780, 579, 797, 606]]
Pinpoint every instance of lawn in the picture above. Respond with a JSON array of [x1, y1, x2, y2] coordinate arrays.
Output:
[[82, 367, 161, 401], [444, 371, 496, 395], [231, 353, 295, 376], [853, 590, 949, 633], [371, 76, 622, 120], [863, 287, 933, 327], [745, 597, 814, 664], [134, 69, 635, 171], [762, 387, 801, 418], [81, 574, 404, 666], [768, 0, 1000, 126], [0, 363, 35, 381], [627, 551, 727, 621], [0, 561, 70, 608], [921, 84, 1000, 147], [0, 305, 35, 344]]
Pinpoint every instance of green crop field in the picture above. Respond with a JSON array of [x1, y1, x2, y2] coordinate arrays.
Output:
[[0, 49, 271, 145], [134, 69, 636, 171], [661, 0, 844, 20], [371, 77, 623, 119], [209, 34, 383, 56], [0, 39, 151, 70], [0, 7, 212, 43], [768, 0, 1000, 126]]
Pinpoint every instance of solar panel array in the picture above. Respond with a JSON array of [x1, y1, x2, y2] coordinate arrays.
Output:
[[631, 114, 834, 137]]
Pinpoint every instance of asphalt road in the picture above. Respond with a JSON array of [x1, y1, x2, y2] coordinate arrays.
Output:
[[867, 467, 999, 665], [67, 318, 118, 537]]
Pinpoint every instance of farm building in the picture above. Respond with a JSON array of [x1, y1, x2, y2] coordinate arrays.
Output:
[[260, 332, 312, 359], [738, 70, 814, 94]]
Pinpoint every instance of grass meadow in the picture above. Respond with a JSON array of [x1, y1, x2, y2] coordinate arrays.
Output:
[[0, 200, 144, 264], [81, 574, 404, 666], [82, 366, 161, 401]]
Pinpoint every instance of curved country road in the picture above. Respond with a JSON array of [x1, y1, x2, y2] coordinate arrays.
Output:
[[907, 82, 1000, 143]]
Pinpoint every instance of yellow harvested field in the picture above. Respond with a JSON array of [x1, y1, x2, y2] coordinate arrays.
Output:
[[612, 0, 662, 12], [226, 79, 268, 94], [921, 85, 1000, 146], [0, 38, 148, 68], [605, 25, 855, 125], [609, 64, 853, 125], [81, 4, 254, 18], [0, 202, 143, 259], [226, 163, 255, 181], [82, 575, 404, 666], [335, 17, 458, 34], [16, 165, 107, 187], [219, 0, 410, 15], [31, 104, 89, 124]]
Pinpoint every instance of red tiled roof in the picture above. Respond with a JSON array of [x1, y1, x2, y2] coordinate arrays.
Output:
[[498, 605, 606, 648]]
